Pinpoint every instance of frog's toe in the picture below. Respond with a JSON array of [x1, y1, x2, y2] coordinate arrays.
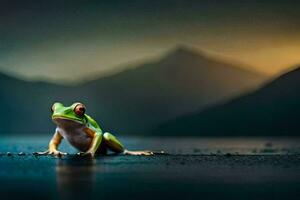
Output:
[[77, 151, 91, 156], [124, 150, 154, 156], [145, 151, 154, 156], [76, 152, 85, 156], [35, 150, 50, 155], [50, 151, 67, 156], [76, 152, 91, 156], [140, 151, 154, 156], [82, 151, 95, 158]]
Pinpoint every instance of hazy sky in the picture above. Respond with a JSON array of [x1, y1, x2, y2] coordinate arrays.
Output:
[[1, 0, 300, 82]]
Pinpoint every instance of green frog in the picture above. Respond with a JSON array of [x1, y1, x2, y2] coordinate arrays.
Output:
[[38, 102, 153, 157]]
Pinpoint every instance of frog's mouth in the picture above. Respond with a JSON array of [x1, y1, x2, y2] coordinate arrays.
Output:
[[52, 116, 85, 126]]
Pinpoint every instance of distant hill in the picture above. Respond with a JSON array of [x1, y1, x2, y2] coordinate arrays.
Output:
[[157, 66, 300, 136], [0, 46, 266, 135]]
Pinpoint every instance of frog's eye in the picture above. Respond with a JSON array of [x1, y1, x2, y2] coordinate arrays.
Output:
[[74, 104, 86, 116]]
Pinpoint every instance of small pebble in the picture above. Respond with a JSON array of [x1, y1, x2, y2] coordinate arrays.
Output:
[[7, 152, 12, 156], [18, 152, 26, 156], [225, 153, 232, 157]]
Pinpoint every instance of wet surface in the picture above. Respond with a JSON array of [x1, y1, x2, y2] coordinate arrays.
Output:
[[0, 136, 300, 200]]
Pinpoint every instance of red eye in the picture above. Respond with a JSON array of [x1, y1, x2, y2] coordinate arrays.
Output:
[[74, 104, 86, 116]]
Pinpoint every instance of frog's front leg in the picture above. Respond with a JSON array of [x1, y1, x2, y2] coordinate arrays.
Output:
[[83, 131, 103, 157], [37, 131, 67, 156]]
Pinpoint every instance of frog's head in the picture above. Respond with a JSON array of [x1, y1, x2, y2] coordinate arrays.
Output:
[[51, 102, 87, 127]]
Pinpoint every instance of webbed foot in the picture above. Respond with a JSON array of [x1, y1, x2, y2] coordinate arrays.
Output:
[[124, 150, 155, 156], [36, 149, 68, 157]]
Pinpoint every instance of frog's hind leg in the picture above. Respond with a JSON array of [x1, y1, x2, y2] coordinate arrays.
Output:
[[102, 132, 125, 153], [95, 138, 108, 155], [102, 132, 155, 155]]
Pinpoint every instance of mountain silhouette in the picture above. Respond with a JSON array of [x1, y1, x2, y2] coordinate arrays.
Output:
[[0, 46, 266, 135], [157, 66, 300, 136]]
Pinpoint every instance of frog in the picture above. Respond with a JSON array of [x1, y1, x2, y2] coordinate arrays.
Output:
[[38, 102, 153, 157]]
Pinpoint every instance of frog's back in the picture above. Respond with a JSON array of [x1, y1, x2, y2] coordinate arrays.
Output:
[[84, 114, 103, 132]]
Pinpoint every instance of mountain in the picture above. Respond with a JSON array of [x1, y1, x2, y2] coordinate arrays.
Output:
[[157, 66, 300, 136], [0, 46, 266, 135]]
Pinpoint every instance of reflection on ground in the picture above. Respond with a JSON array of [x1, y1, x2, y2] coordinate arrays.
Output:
[[56, 156, 95, 200]]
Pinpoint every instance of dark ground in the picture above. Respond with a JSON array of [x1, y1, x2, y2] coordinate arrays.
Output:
[[0, 137, 299, 200]]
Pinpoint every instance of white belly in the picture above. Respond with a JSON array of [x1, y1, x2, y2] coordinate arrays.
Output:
[[56, 126, 92, 152]]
